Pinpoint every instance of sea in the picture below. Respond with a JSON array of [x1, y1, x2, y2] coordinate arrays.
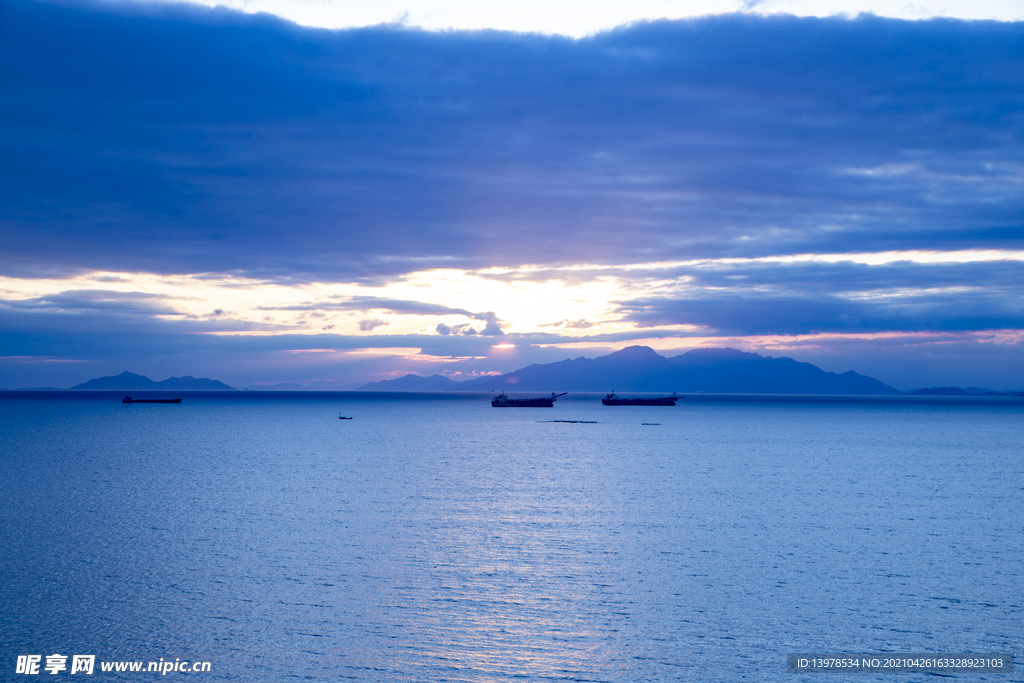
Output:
[[1, 391, 1021, 682]]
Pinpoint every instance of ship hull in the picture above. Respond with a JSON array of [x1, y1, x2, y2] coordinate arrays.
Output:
[[490, 392, 566, 407], [602, 393, 679, 406], [123, 396, 182, 403], [491, 397, 557, 407], [602, 398, 676, 406]]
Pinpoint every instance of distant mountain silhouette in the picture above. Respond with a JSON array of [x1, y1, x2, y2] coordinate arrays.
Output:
[[364, 346, 899, 395], [70, 371, 236, 391], [910, 386, 971, 396], [908, 386, 1024, 396], [243, 380, 360, 391], [359, 374, 464, 392], [458, 345, 677, 392], [243, 382, 308, 391], [665, 347, 897, 395]]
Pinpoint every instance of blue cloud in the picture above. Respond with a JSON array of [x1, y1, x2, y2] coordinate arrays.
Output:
[[618, 290, 1024, 334], [358, 318, 388, 331], [3, 289, 179, 316], [1, 1, 1022, 283], [258, 296, 504, 333], [615, 260, 1024, 334], [260, 297, 474, 316]]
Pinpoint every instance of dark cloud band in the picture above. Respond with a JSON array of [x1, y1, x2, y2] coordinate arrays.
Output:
[[1, 1, 1022, 282]]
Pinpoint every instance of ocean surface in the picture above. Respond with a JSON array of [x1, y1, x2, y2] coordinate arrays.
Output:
[[1, 391, 1021, 681]]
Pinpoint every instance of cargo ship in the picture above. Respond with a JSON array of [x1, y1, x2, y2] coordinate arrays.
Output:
[[602, 392, 679, 406], [491, 391, 567, 407], [123, 395, 182, 404]]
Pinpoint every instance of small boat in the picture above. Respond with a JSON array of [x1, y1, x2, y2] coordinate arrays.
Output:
[[602, 391, 680, 406], [491, 392, 567, 407], [339, 414, 353, 420], [123, 395, 182, 404]]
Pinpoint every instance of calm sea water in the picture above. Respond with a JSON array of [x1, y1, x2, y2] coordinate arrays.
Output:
[[1, 392, 1021, 681]]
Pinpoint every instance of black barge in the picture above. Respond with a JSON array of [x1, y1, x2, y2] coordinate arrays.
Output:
[[491, 392, 567, 407], [602, 392, 680, 406]]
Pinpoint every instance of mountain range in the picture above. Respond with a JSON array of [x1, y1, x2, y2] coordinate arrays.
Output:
[[243, 380, 362, 391], [69, 371, 236, 391], [359, 346, 899, 395], [908, 386, 1023, 397], [13, 348, 1022, 395], [357, 374, 469, 392]]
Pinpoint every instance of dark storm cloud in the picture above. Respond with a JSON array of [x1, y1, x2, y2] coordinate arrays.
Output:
[[1, 0, 1022, 282]]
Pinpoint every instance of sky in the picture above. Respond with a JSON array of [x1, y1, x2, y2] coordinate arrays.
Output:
[[1, 0, 1022, 391]]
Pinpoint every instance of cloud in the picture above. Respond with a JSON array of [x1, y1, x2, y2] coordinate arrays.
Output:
[[1, 2, 1022, 283], [656, 259, 1024, 293], [358, 318, 389, 331], [2, 289, 181, 317], [603, 259, 1024, 335], [541, 319, 595, 329], [617, 290, 1024, 336], [255, 294, 504, 334], [475, 311, 504, 336], [433, 314, 504, 336], [265, 297, 475, 316]]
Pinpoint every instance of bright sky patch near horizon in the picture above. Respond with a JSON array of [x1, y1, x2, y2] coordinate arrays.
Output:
[[141, 0, 1024, 34]]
